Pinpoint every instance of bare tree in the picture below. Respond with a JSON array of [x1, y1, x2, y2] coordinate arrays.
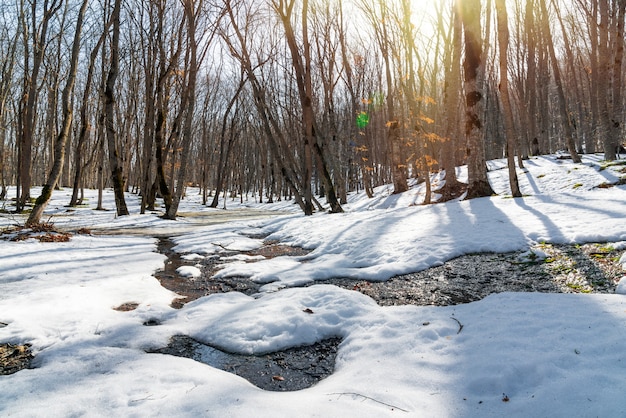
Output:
[[69, 18, 112, 207], [273, 0, 343, 213], [358, 0, 408, 195], [538, 0, 581, 163], [608, 0, 626, 159], [439, 1, 464, 200], [221, 0, 311, 214], [0, 11, 19, 200], [103, 0, 129, 216], [458, 0, 494, 199], [27, 0, 89, 225], [337, 2, 374, 198], [209, 71, 247, 208], [17, 0, 62, 212], [165, 0, 220, 220], [495, 0, 521, 198]]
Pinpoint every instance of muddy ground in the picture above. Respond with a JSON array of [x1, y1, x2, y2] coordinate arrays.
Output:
[[156, 239, 623, 308], [147, 239, 624, 391]]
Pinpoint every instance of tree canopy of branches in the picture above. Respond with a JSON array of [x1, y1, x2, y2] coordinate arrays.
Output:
[[1, 0, 624, 222]]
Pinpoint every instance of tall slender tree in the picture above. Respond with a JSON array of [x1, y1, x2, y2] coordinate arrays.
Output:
[[458, 0, 494, 199], [27, 0, 90, 226], [103, 0, 129, 216], [495, 0, 521, 198], [538, 0, 581, 163], [439, 1, 464, 200], [17, 0, 62, 212], [164, 0, 201, 220], [273, 0, 343, 213]]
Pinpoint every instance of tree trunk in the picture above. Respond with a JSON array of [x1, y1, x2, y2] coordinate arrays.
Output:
[[139, 8, 157, 215], [69, 27, 109, 207], [17, 0, 62, 211], [165, 0, 200, 220], [210, 74, 246, 208], [522, 0, 538, 158], [223, 0, 309, 214], [274, 0, 343, 213], [552, 0, 584, 154], [27, 0, 88, 226], [609, 0, 625, 159], [597, 0, 615, 160], [495, 0, 521, 198], [439, 1, 463, 201], [458, 0, 495, 199], [103, 0, 129, 216], [0, 16, 18, 202], [338, 2, 373, 198], [538, 0, 581, 163]]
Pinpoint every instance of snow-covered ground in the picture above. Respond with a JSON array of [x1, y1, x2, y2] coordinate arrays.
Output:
[[1, 154, 626, 417]]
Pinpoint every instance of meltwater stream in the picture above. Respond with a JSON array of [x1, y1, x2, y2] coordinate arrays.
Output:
[[122, 208, 342, 391]]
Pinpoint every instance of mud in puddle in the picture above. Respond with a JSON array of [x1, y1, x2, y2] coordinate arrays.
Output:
[[151, 237, 336, 391], [154, 237, 310, 308], [151, 236, 623, 392], [149, 335, 341, 391]]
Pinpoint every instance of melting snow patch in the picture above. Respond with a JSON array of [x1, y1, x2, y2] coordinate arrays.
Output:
[[181, 253, 204, 261], [176, 266, 202, 278], [516, 248, 548, 263]]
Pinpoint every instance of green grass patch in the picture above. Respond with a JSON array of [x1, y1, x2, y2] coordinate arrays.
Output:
[[567, 283, 592, 293]]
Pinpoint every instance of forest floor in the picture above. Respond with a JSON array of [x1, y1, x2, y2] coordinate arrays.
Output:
[[2, 214, 623, 385], [156, 238, 623, 309], [1, 235, 623, 386]]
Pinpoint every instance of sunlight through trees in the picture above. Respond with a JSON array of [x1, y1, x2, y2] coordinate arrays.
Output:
[[0, 0, 624, 219]]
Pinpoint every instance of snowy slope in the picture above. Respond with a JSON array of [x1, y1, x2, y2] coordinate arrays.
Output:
[[1, 154, 626, 417]]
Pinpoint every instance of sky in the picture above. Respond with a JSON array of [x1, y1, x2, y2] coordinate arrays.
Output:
[[1, 153, 626, 417]]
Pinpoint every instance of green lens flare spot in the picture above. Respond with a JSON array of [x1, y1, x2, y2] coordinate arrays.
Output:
[[356, 112, 369, 129]]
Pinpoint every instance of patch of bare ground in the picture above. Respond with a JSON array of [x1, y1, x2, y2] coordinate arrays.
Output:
[[315, 243, 624, 306], [154, 238, 312, 308], [156, 239, 624, 309], [113, 302, 139, 311], [149, 335, 341, 392], [1, 223, 71, 242], [0, 342, 34, 375], [149, 239, 623, 392], [246, 241, 312, 258]]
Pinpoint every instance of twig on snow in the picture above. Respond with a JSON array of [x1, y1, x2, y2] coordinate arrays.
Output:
[[328, 392, 409, 413], [211, 241, 234, 250], [450, 316, 464, 334]]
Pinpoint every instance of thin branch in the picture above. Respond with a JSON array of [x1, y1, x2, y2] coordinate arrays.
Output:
[[328, 392, 409, 413], [450, 316, 464, 334]]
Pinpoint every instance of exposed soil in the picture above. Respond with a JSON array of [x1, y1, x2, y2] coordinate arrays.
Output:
[[315, 243, 623, 306], [0, 342, 33, 375], [154, 238, 312, 308], [155, 239, 624, 308], [148, 238, 624, 392], [0, 223, 71, 242], [149, 335, 341, 392]]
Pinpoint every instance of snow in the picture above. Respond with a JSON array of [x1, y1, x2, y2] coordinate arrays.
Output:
[[1, 154, 626, 417], [176, 265, 202, 278]]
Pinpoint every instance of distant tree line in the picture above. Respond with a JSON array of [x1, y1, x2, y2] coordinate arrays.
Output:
[[0, 0, 623, 224]]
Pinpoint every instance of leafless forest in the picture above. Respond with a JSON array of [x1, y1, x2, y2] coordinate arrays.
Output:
[[0, 0, 623, 223]]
